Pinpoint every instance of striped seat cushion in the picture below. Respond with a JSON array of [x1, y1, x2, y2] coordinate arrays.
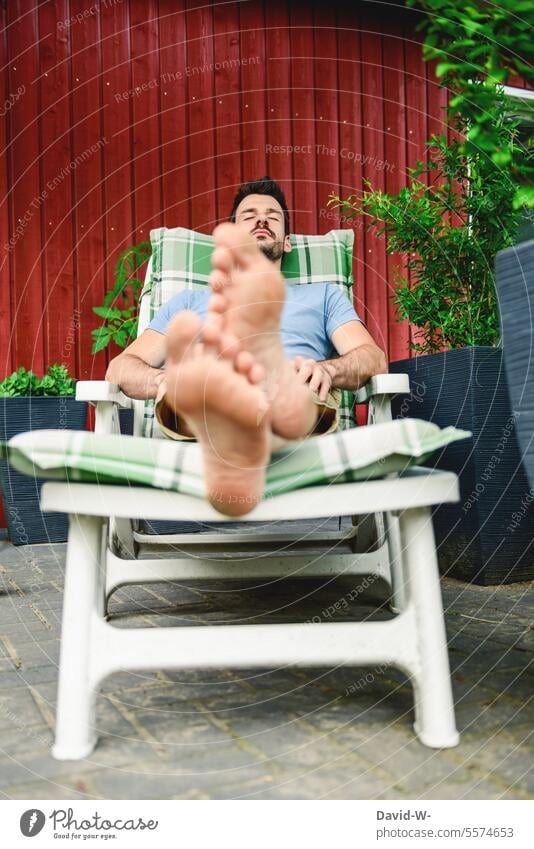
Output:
[[3, 419, 470, 500], [141, 227, 355, 438]]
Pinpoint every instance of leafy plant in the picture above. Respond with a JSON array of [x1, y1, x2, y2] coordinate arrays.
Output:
[[0, 365, 76, 397], [406, 0, 534, 209], [328, 104, 522, 354], [91, 241, 152, 354]]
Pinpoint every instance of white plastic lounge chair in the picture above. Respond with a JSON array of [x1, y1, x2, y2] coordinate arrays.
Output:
[[9, 228, 468, 757]]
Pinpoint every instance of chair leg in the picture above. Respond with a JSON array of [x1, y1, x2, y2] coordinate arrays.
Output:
[[399, 507, 460, 748], [110, 516, 138, 560], [384, 511, 407, 613], [52, 514, 104, 760]]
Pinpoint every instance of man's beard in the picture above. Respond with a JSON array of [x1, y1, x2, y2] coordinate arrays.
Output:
[[257, 238, 285, 262]]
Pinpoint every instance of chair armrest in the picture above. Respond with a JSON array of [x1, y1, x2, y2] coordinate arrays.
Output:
[[354, 373, 410, 404], [76, 380, 132, 409]]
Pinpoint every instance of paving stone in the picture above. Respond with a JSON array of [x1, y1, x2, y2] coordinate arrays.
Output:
[[441, 731, 534, 795], [224, 762, 394, 800], [3, 778, 98, 800], [455, 690, 533, 735], [416, 774, 518, 800], [91, 760, 271, 800], [0, 686, 49, 733]]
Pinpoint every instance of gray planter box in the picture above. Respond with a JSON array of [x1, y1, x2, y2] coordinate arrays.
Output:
[[390, 347, 534, 585], [495, 240, 534, 492], [0, 396, 88, 544]]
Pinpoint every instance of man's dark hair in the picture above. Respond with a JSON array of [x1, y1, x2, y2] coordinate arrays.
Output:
[[229, 176, 290, 236]]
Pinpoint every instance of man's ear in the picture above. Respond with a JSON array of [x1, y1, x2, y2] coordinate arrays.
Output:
[[283, 235, 292, 253]]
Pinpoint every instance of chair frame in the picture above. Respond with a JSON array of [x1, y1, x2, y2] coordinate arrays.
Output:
[[43, 259, 461, 759]]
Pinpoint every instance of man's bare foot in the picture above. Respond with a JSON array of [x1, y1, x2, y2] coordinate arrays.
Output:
[[208, 222, 317, 440], [164, 310, 271, 517]]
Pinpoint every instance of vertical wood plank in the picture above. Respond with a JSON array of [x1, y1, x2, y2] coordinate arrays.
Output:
[[383, 14, 410, 362], [6, 1, 44, 374], [130, 0, 163, 240], [185, 0, 216, 232], [159, 0, 190, 227], [265, 4, 293, 225], [212, 0, 242, 224], [38, 0, 76, 372], [426, 57, 448, 141], [69, 1, 106, 380], [239, 0, 266, 183], [0, 0, 12, 378], [313, 1, 340, 232], [403, 19, 428, 355], [289, 3, 316, 234], [100, 0, 137, 365], [336, 5, 364, 317], [360, 8, 388, 352]]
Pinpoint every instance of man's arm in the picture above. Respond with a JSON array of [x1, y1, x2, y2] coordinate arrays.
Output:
[[294, 320, 387, 401], [323, 320, 387, 389], [105, 329, 167, 400]]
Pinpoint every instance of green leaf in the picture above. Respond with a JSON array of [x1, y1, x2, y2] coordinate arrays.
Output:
[[513, 186, 534, 209], [435, 62, 459, 77]]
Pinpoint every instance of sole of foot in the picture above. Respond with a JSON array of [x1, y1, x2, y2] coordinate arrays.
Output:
[[164, 310, 271, 517], [208, 222, 317, 440]]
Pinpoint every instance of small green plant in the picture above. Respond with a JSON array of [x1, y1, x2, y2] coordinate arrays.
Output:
[[329, 103, 523, 354], [0, 365, 76, 397], [92, 241, 152, 353]]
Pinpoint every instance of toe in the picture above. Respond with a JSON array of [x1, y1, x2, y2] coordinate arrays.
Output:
[[235, 350, 254, 374], [249, 362, 266, 384], [209, 268, 229, 293], [202, 313, 224, 353], [207, 292, 228, 313], [235, 351, 265, 384], [220, 331, 239, 359], [213, 223, 258, 268], [211, 245, 234, 275]]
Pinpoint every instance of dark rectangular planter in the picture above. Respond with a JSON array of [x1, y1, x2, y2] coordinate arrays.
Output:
[[0, 396, 88, 544], [390, 347, 534, 585]]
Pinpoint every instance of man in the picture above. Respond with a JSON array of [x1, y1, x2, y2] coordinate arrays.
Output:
[[106, 177, 387, 515]]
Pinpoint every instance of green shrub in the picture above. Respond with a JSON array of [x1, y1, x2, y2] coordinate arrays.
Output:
[[0, 365, 76, 397], [329, 102, 523, 354]]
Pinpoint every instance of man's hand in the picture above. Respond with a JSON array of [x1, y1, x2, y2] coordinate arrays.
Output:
[[293, 356, 336, 402]]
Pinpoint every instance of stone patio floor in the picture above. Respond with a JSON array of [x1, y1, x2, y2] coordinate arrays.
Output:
[[0, 539, 532, 800]]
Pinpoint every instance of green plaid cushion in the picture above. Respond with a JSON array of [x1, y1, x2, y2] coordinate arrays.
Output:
[[2, 420, 469, 501], [142, 227, 355, 438]]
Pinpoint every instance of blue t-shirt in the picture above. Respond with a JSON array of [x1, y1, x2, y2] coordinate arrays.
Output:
[[148, 283, 360, 360]]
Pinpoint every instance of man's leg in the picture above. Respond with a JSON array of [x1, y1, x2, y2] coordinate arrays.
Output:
[[163, 309, 273, 516], [208, 223, 319, 441]]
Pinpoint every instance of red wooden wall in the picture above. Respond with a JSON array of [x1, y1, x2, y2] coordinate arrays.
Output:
[[1, 0, 449, 382]]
